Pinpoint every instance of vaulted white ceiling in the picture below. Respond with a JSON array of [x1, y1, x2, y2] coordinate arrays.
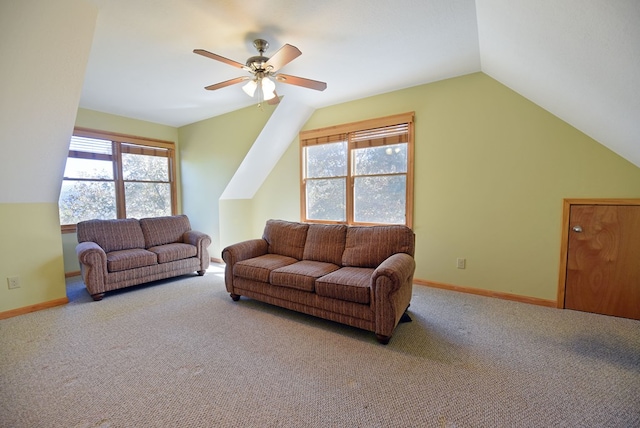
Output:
[[80, 0, 640, 166]]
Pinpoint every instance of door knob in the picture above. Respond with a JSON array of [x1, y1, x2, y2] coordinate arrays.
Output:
[[572, 225, 583, 233]]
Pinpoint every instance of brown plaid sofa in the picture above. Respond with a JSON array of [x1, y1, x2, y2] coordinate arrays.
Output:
[[76, 215, 211, 301], [222, 219, 416, 344]]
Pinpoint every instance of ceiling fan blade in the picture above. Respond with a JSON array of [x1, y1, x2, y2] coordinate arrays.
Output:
[[204, 76, 249, 91], [265, 44, 301, 72], [193, 49, 247, 70], [267, 92, 280, 105], [275, 74, 327, 91]]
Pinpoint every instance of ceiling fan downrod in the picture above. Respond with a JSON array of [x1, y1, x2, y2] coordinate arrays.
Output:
[[253, 39, 269, 55], [246, 39, 271, 71]]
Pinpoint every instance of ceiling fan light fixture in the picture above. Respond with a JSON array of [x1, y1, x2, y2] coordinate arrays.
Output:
[[261, 77, 276, 100], [195, 39, 326, 106], [242, 79, 258, 97]]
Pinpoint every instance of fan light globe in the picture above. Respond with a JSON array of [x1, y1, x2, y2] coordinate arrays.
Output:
[[242, 80, 258, 97], [261, 77, 276, 100]]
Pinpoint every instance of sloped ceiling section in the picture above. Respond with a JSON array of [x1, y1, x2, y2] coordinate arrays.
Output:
[[476, 0, 640, 166], [220, 97, 314, 200], [1, 0, 97, 203], [80, 0, 640, 167]]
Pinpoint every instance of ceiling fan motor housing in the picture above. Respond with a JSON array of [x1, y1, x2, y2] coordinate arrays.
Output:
[[246, 55, 270, 70], [246, 39, 271, 71]]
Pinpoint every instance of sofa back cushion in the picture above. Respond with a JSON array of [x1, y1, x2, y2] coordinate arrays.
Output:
[[263, 219, 309, 260], [77, 218, 146, 253], [302, 224, 347, 265], [342, 225, 415, 268], [140, 215, 191, 248]]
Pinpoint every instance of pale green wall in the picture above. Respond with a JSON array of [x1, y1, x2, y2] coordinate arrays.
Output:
[[248, 72, 640, 301], [219, 199, 255, 252], [0, 0, 97, 314], [218, 137, 302, 251], [178, 102, 276, 258], [0, 204, 68, 312], [61, 109, 181, 273], [57, 73, 640, 307], [75, 108, 180, 144], [249, 136, 302, 233]]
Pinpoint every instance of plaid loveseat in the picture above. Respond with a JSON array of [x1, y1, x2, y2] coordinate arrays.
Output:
[[76, 215, 211, 301], [222, 219, 416, 344]]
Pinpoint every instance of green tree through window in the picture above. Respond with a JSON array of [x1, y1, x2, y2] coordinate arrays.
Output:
[[59, 130, 177, 230], [300, 113, 414, 227]]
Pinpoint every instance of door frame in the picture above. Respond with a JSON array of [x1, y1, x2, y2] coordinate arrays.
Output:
[[557, 198, 640, 309]]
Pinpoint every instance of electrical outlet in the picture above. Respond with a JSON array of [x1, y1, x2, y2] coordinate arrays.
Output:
[[456, 258, 466, 269], [7, 276, 21, 289]]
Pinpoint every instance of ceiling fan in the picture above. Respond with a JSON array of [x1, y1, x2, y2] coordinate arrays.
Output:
[[194, 39, 327, 105]]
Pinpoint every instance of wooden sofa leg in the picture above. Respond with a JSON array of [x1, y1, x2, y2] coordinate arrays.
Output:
[[197, 270, 205, 276], [376, 334, 391, 345], [91, 293, 105, 301], [230, 293, 240, 301]]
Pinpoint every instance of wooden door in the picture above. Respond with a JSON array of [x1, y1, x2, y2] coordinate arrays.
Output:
[[563, 202, 640, 320]]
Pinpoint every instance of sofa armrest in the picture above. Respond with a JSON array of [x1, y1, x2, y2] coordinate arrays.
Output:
[[372, 252, 415, 292], [183, 230, 211, 248], [221, 239, 268, 293], [183, 230, 212, 272], [76, 241, 108, 295], [372, 253, 416, 340], [221, 239, 268, 265]]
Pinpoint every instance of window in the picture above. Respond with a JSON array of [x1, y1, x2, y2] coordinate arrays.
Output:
[[59, 128, 177, 232], [300, 112, 414, 227]]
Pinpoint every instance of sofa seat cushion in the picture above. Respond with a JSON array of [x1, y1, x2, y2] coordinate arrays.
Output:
[[234, 254, 298, 283], [149, 243, 197, 264], [270, 261, 340, 292], [315, 267, 374, 305], [106, 248, 158, 272]]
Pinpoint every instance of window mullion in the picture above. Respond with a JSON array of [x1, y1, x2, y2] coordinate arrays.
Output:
[[113, 141, 126, 219], [299, 143, 306, 221], [355, 172, 406, 179], [123, 179, 169, 184], [405, 121, 414, 228], [62, 177, 114, 183], [346, 133, 354, 224], [168, 148, 177, 215]]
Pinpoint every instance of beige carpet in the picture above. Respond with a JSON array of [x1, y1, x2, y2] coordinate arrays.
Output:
[[1, 264, 639, 427]]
